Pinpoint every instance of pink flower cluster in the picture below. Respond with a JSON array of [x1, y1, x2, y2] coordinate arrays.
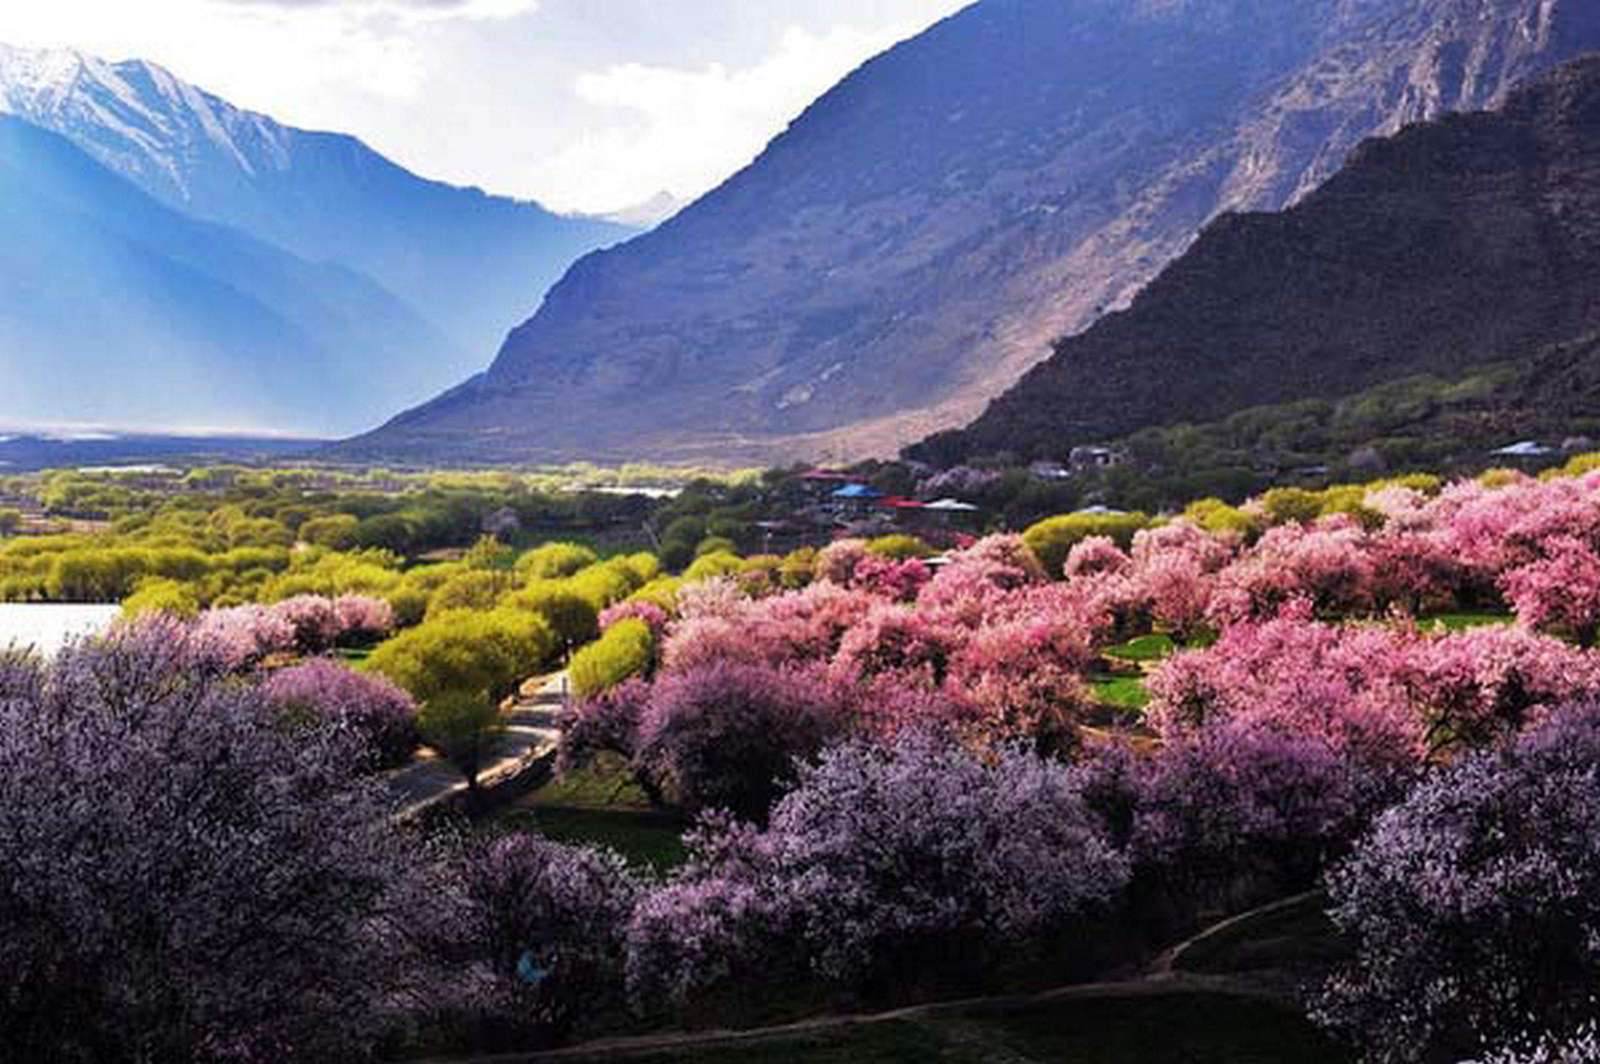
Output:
[[191, 594, 396, 668]]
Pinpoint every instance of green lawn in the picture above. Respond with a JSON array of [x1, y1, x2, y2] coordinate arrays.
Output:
[[495, 757, 688, 872], [611, 993, 1350, 1063], [1089, 673, 1150, 713], [1418, 610, 1514, 632], [1104, 634, 1177, 662]]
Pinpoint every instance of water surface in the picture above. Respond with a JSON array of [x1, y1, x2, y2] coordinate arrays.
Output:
[[0, 604, 121, 657]]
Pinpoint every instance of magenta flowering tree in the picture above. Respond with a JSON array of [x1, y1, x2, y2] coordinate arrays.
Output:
[[1145, 608, 1426, 767], [270, 594, 343, 654], [1064, 535, 1132, 579], [829, 602, 965, 689], [562, 662, 852, 820], [1366, 527, 1465, 614], [1130, 720, 1400, 910], [1499, 536, 1600, 647], [1396, 623, 1600, 751], [947, 618, 1094, 751], [633, 662, 851, 818], [626, 730, 1129, 1005], [0, 624, 454, 1062], [1313, 701, 1600, 1063], [1208, 522, 1374, 623], [814, 538, 871, 586], [333, 593, 396, 645], [1134, 549, 1215, 644], [599, 599, 671, 635], [850, 554, 932, 602], [259, 657, 420, 770], [192, 603, 296, 670], [452, 834, 642, 1047]]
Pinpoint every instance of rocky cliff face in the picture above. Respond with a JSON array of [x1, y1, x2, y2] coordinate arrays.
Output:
[[347, 0, 1600, 466], [915, 53, 1600, 464]]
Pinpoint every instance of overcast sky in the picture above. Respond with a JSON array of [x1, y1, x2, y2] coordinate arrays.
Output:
[[0, 0, 970, 214]]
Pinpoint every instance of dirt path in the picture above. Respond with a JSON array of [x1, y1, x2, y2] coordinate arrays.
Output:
[[386, 673, 566, 821]]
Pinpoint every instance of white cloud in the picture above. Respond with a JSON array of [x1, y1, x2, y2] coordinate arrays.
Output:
[[211, 0, 540, 23], [0, 0, 969, 212], [532, 21, 921, 213]]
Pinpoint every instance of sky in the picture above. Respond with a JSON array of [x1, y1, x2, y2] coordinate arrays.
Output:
[[0, 0, 971, 214]]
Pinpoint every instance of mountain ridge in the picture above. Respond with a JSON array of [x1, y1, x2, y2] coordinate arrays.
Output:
[[911, 52, 1600, 466], [343, 0, 1600, 467], [0, 42, 636, 365], [0, 114, 465, 435]]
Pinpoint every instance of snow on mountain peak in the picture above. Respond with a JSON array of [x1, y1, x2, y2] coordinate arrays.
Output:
[[0, 41, 292, 200]]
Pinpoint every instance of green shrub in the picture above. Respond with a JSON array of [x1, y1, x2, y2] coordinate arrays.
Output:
[[566, 564, 636, 612], [366, 608, 556, 702], [628, 577, 681, 613], [866, 534, 933, 560], [1259, 487, 1324, 526], [426, 569, 515, 619], [1182, 497, 1259, 538], [384, 586, 429, 629], [416, 689, 504, 795], [516, 542, 599, 580], [695, 535, 738, 558], [509, 579, 600, 648], [298, 514, 359, 549], [1022, 511, 1150, 577], [779, 547, 817, 589], [121, 578, 200, 619], [683, 551, 744, 583], [569, 618, 655, 699], [619, 552, 661, 585]]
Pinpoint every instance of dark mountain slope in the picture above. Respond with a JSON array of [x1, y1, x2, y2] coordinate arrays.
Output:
[[0, 116, 457, 434], [916, 54, 1600, 464], [347, 0, 1600, 466]]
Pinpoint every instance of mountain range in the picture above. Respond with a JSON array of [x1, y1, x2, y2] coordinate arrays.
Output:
[[0, 44, 632, 434], [913, 52, 1600, 467], [342, 0, 1600, 467]]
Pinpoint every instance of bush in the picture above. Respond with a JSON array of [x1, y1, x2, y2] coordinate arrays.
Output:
[[367, 608, 557, 702], [427, 569, 515, 618], [683, 551, 743, 583], [1023, 511, 1150, 576], [121, 577, 200, 619], [418, 689, 505, 795], [260, 658, 419, 770], [516, 542, 599, 580], [510, 579, 600, 648], [694, 535, 738, 558], [865, 534, 933, 560], [1314, 702, 1600, 1063], [569, 618, 655, 699]]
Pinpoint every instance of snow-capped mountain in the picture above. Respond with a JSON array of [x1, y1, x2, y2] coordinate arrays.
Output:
[[0, 43, 635, 364]]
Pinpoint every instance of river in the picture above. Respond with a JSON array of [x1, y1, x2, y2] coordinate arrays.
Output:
[[0, 604, 122, 657]]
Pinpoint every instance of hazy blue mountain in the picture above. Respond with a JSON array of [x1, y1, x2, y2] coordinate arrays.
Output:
[[0, 115, 462, 434], [345, 0, 1600, 466], [0, 43, 636, 366]]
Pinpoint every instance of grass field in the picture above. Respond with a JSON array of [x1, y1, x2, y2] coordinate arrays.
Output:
[[606, 992, 1350, 1063], [496, 756, 688, 871]]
